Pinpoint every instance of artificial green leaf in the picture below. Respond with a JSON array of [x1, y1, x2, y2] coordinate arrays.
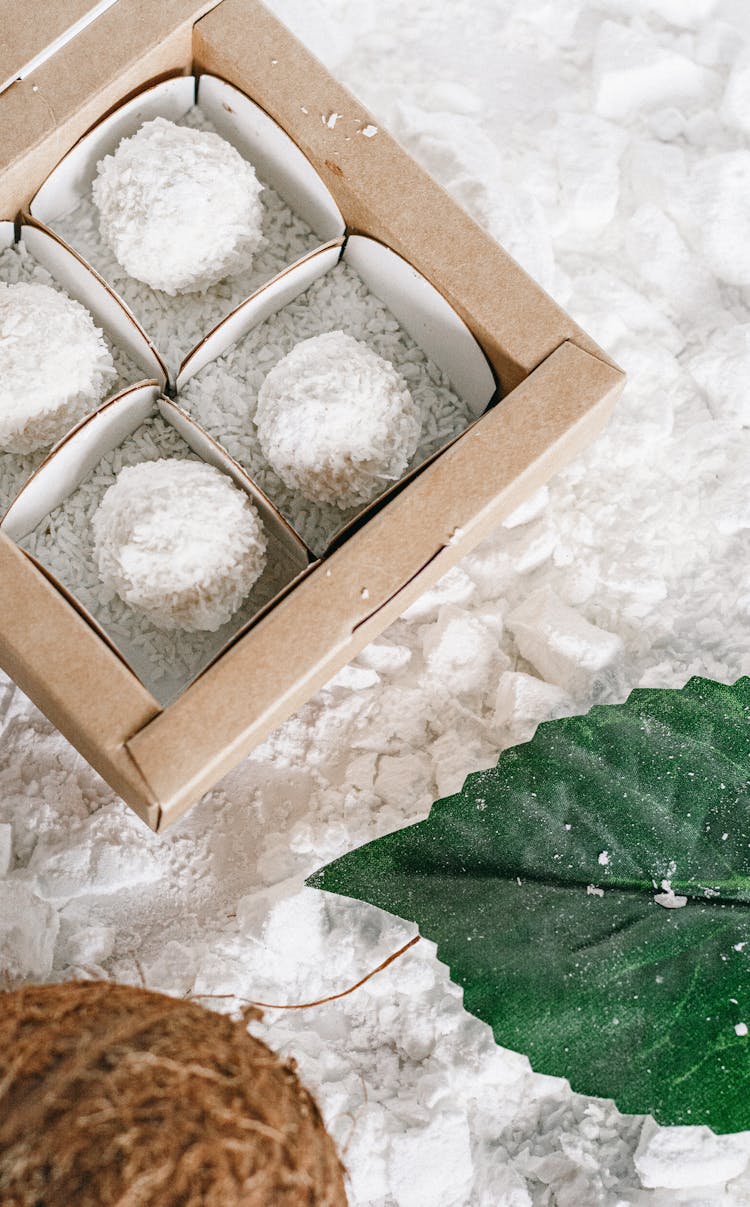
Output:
[[308, 676, 750, 1131]]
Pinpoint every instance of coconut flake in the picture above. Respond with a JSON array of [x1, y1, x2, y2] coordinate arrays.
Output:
[[0, 282, 116, 454], [92, 459, 267, 632], [92, 117, 264, 295], [254, 330, 421, 510]]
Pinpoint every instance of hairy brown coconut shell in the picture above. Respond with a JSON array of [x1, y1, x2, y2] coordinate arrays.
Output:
[[0, 980, 348, 1207]]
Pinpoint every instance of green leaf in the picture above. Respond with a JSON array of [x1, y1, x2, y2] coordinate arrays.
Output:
[[308, 676, 750, 1132]]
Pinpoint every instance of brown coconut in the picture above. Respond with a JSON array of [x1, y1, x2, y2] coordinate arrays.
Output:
[[0, 980, 348, 1206]]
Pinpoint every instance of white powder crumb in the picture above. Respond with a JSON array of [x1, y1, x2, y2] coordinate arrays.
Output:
[[388, 1110, 473, 1207], [356, 640, 412, 675], [325, 111, 343, 128], [92, 460, 267, 632], [587, 884, 604, 897], [598, 851, 610, 866], [0, 883, 59, 981], [301, 105, 309, 114], [361, 123, 379, 137], [593, 20, 714, 121], [0, 824, 12, 877], [361, 587, 370, 600], [326, 664, 379, 692], [503, 486, 550, 529], [682, 152, 750, 287], [92, 117, 264, 294], [735, 1023, 748, 1037], [507, 586, 625, 702], [255, 331, 421, 509], [654, 879, 688, 909], [634, 1117, 750, 1189], [493, 671, 575, 743], [0, 282, 116, 453], [422, 605, 500, 695]]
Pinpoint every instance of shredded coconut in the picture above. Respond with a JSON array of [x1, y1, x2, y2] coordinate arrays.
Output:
[[92, 117, 264, 295], [92, 460, 267, 632], [254, 331, 422, 510], [0, 282, 116, 454]]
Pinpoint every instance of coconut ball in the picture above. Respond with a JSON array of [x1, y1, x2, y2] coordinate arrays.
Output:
[[92, 459, 267, 632], [0, 981, 348, 1207], [92, 117, 264, 295], [0, 282, 117, 454], [255, 330, 421, 510]]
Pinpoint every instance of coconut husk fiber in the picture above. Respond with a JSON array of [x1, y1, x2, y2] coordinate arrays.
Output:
[[0, 980, 348, 1207]]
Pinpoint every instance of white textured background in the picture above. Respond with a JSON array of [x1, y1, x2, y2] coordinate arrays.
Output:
[[2, 0, 750, 1201]]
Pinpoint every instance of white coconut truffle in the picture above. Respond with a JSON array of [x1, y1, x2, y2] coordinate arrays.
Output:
[[255, 331, 421, 510], [0, 282, 116, 454], [92, 460, 267, 632], [92, 117, 264, 295]]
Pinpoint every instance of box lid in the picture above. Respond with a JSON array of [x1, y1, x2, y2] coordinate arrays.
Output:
[[0, 1, 115, 96]]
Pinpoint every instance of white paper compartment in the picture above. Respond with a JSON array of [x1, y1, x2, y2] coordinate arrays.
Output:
[[30, 77, 196, 224], [27, 74, 346, 380], [345, 236, 496, 417], [175, 235, 497, 554], [2, 384, 313, 706], [197, 75, 344, 242], [21, 221, 168, 387], [0, 221, 14, 251]]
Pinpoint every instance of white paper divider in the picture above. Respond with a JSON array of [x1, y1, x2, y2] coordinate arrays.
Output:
[[0, 221, 15, 250], [2, 383, 160, 542], [197, 74, 345, 243], [159, 397, 311, 574], [30, 76, 196, 223], [176, 238, 344, 388], [345, 236, 496, 416], [20, 222, 168, 388]]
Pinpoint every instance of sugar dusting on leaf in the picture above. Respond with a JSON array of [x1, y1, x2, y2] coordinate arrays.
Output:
[[309, 676, 750, 1132]]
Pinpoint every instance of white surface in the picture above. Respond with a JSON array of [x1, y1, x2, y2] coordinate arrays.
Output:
[[2, 1, 750, 1204]]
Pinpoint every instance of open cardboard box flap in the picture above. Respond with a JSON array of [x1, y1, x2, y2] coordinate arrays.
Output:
[[0, 0, 625, 831]]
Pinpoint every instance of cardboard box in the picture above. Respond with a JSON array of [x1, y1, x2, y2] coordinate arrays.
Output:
[[0, 0, 625, 831]]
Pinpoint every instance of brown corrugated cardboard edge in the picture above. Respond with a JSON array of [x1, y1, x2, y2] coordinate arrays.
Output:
[[126, 341, 625, 830], [0, 0, 222, 217], [192, 0, 619, 396], [0, 532, 161, 828]]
